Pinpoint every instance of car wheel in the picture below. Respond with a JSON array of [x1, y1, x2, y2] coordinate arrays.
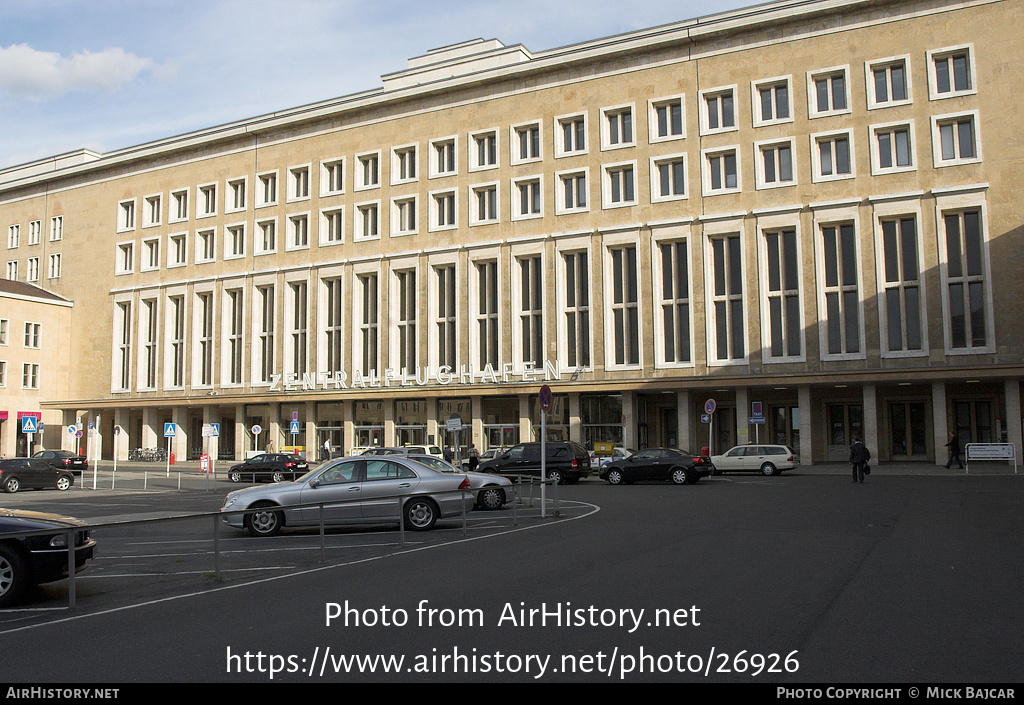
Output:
[[271, 471, 285, 483], [606, 469, 625, 485], [477, 487, 505, 510], [4, 477, 19, 493], [0, 544, 29, 608], [245, 503, 283, 537], [404, 498, 439, 531], [671, 467, 690, 485], [761, 462, 778, 477], [547, 470, 564, 485], [55, 474, 72, 491], [228, 470, 242, 483]]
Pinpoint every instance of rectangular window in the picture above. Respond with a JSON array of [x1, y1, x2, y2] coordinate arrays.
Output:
[[288, 214, 309, 249], [356, 202, 380, 240], [563, 251, 591, 369], [881, 217, 923, 353], [321, 159, 345, 195], [820, 223, 861, 355], [652, 155, 687, 201], [23, 322, 40, 348], [289, 282, 308, 376], [323, 278, 344, 376], [26, 257, 38, 282], [225, 290, 243, 385], [393, 146, 418, 183], [431, 138, 457, 177], [171, 189, 188, 221], [471, 130, 498, 170], [227, 178, 246, 211], [650, 97, 684, 141], [118, 200, 136, 231], [753, 79, 791, 125], [814, 132, 853, 180], [868, 57, 911, 108], [226, 224, 246, 258], [196, 292, 214, 386], [198, 184, 217, 217], [809, 68, 849, 117], [27, 221, 40, 245], [432, 191, 457, 229], [513, 178, 542, 219], [357, 153, 380, 189], [289, 166, 310, 201], [21, 363, 39, 390], [50, 216, 63, 241], [392, 197, 417, 235], [518, 255, 544, 368], [471, 184, 498, 225], [705, 149, 739, 193], [257, 172, 278, 207], [435, 265, 457, 369], [143, 196, 161, 227], [558, 171, 588, 213], [116, 242, 134, 274], [6, 224, 18, 249], [321, 208, 344, 245], [873, 123, 915, 172], [702, 88, 736, 133], [603, 107, 634, 149], [168, 295, 185, 387], [358, 274, 378, 375], [142, 238, 160, 271], [256, 285, 275, 384], [513, 123, 541, 163], [394, 270, 417, 372], [934, 113, 979, 164], [659, 241, 691, 364], [0, 361, 5, 387], [476, 261, 499, 369], [5, 261, 17, 280], [556, 115, 587, 156], [763, 229, 802, 359], [605, 163, 636, 206], [169, 233, 187, 267], [197, 229, 216, 263], [943, 210, 988, 351], [257, 219, 277, 254], [142, 298, 158, 389], [758, 141, 794, 187], [115, 302, 131, 390], [0, 318, 6, 345], [930, 46, 974, 98], [47, 253, 61, 279], [708, 234, 745, 361], [609, 246, 640, 366]]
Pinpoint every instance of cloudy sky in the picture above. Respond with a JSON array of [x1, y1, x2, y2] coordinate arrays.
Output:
[[0, 0, 756, 171]]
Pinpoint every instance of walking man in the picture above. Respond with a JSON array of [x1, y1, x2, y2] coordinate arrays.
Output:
[[945, 431, 965, 469], [467, 443, 480, 472], [849, 436, 871, 483]]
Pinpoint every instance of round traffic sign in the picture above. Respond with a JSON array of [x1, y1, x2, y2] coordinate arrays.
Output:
[[67, 425, 77, 435], [704, 398, 717, 415], [251, 424, 262, 435], [539, 384, 553, 412]]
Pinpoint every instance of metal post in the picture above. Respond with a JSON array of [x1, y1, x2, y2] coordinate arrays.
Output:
[[213, 514, 221, 581], [66, 529, 76, 610]]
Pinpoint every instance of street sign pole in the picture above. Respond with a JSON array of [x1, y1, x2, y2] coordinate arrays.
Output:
[[539, 385, 553, 519]]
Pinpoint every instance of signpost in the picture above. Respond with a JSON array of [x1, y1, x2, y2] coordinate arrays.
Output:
[[164, 423, 176, 476], [540, 385, 553, 518], [704, 399, 716, 456], [21, 415, 37, 457], [446, 414, 463, 466], [751, 402, 764, 443]]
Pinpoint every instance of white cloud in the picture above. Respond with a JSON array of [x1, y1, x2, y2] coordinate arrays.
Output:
[[0, 44, 153, 100]]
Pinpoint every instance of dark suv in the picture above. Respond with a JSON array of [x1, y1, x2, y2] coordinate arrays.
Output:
[[477, 442, 591, 484]]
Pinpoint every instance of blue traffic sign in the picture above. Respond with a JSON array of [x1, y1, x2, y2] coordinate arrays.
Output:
[[539, 384, 553, 412], [290, 421, 301, 434], [21, 416, 38, 433], [704, 399, 717, 415], [701, 414, 712, 424], [164, 423, 176, 437]]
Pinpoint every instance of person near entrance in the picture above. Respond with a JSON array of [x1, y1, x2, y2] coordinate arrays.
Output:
[[945, 431, 965, 469], [849, 436, 871, 483], [467, 444, 480, 472], [323, 437, 332, 461]]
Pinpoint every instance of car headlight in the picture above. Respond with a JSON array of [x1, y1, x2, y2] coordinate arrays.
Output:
[[49, 534, 68, 548], [221, 494, 240, 511]]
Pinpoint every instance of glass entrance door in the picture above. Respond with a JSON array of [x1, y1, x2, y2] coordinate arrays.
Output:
[[890, 402, 927, 459]]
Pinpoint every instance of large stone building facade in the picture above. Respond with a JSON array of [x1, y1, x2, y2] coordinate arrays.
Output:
[[0, 0, 1021, 465]]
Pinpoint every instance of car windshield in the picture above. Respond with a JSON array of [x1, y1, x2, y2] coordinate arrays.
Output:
[[408, 456, 455, 473]]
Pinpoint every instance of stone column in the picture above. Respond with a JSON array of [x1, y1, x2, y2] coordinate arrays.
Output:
[[676, 389, 691, 452], [1005, 379, 1022, 468], [799, 385, 813, 465], [862, 385, 879, 462], [932, 381, 948, 466]]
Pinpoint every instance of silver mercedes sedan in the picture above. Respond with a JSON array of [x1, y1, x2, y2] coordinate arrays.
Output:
[[405, 454, 513, 510], [220, 455, 474, 536]]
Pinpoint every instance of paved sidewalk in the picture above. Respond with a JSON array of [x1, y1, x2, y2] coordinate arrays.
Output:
[[790, 460, 1019, 475]]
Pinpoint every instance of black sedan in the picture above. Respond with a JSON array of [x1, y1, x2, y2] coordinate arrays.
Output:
[[0, 458, 76, 493], [599, 447, 714, 485], [227, 453, 309, 483], [0, 509, 96, 607], [32, 449, 88, 476]]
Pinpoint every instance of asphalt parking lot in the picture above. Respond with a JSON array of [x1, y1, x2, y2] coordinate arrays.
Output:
[[0, 461, 1021, 683]]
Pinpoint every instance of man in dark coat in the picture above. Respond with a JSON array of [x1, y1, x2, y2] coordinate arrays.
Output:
[[849, 436, 871, 483], [945, 431, 965, 469]]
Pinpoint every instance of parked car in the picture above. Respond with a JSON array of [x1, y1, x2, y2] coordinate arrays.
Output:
[[460, 447, 506, 471], [477, 441, 591, 484], [406, 454, 513, 510], [600, 447, 714, 485], [220, 455, 474, 536], [31, 449, 88, 476], [360, 445, 444, 458], [0, 458, 75, 493], [589, 447, 636, 470], [0, 508, 96, 607], [711, 444, 799, 476], [227, 454, 309, 483]]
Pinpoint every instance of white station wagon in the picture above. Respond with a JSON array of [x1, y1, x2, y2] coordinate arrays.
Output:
[[711, 444, 799, 476]]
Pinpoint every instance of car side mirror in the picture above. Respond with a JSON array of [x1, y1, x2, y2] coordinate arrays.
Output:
[[308, 478, 320, 488]]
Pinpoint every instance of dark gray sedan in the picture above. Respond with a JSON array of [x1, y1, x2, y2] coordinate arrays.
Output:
[[220, 455, 474, 536]]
